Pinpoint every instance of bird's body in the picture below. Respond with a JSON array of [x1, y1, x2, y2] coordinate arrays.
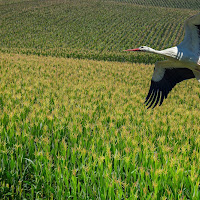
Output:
[[125, 12, 200, 108]]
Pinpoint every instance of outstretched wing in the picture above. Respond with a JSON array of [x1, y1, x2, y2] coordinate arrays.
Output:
[[178, 12, 200, 54], [145, 65, 195, 109]]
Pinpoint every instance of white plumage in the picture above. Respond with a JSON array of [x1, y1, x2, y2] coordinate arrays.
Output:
[[125, 12, 200, 108]]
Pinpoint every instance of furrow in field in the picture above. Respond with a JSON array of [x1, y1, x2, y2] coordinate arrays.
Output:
[[110, 0, 200, 9]]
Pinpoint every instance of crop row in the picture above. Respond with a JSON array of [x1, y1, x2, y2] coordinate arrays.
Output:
[[110, 0, 200, 10]]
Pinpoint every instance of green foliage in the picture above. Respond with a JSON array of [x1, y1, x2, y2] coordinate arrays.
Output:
[[1, 53, 200, 199], [0, 0, 198, 63]]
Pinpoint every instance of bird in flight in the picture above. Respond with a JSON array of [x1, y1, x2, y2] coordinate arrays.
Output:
[[124, 12, 200, 108]]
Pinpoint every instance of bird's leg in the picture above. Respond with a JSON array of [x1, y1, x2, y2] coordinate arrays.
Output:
[[193, 70, 200, 83], [194, 65, 200, 72]]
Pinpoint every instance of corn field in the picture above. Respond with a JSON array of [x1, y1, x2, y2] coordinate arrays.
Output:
[[1, 0, 200, 199], [1, 53, 200, 199]]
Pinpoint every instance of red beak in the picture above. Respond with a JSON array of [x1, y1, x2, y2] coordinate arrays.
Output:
[[124, 48, 141, 51]]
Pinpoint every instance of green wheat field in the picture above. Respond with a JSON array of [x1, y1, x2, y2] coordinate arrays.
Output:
[[1, 0, 200, 199]]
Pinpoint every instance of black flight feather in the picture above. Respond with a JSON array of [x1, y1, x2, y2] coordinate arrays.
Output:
[[145, 68, 195, 108]]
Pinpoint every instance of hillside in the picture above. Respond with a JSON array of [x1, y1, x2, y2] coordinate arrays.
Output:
[[0, 0, 198, 63]]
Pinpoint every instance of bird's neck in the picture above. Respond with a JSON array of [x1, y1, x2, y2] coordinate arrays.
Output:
[[148, 47, 178, 59], [159, 47, 178, 59]]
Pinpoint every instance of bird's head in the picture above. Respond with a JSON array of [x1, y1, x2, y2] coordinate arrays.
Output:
[[124, 46, 153, 52]]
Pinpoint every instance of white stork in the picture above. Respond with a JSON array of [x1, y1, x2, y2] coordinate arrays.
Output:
[[125, 12, 200, 108]]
